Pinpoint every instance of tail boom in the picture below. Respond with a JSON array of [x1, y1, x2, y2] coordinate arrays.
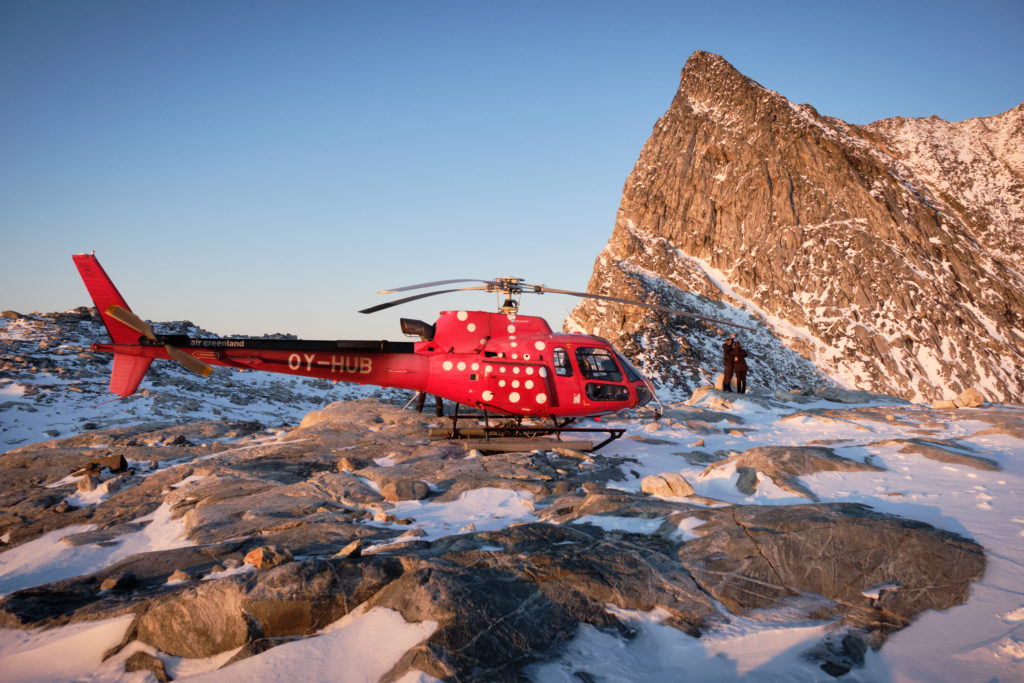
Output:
[[74, 253, 429, 398], [90, 341, 429, 394]]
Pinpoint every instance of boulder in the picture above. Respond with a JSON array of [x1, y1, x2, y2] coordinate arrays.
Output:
[[641, 473, 695, 498], [244, 545, 293, 570], [380, 480, 431, 502], [101, 475, 131, 495], [931, 399, 958, 409], [98, 452, 128, 473], [134, 580, 258, 657], [685, 386, 736, 411], [954, 387, 985, 408], [241, 557, 402, 639], [77, 475, 100, 492], [167, 569, 191, 583], [686, 385, 717, 405], [735, 466, 759, 495], [334, 539, 362, 559], [99, 573, 135, 592], [337, 456, 373, 472], [125, 652, 170, 683], [124, 556, 406, 658]]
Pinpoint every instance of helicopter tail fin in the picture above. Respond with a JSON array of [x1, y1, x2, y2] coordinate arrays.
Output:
[[72, 253, 154, 396], [72, 253, 146, 345], [108, 354, 154, 397]]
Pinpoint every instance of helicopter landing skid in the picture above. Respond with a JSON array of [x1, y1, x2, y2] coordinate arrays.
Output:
[[428, 412, 625, 453]]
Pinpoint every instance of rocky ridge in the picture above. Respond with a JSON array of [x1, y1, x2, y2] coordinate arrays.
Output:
[[567, 51, 1024, 404], [0, 308, 404, 447]]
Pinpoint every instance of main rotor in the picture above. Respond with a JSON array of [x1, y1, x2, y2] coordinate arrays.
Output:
[[360, 277, 756, 331]]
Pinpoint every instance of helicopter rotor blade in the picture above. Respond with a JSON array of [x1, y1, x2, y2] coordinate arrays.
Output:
[[106, 305, 157, 341], [536, 286, 757, 331], [363, 277, 756, 330], [377, 279, 493, 294], [106, 305, 213, 377], [359, 286, 490, 314], [165, 345, 213, 377]]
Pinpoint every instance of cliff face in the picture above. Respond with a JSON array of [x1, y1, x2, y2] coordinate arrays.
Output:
[[567, 51, 1024, 403]]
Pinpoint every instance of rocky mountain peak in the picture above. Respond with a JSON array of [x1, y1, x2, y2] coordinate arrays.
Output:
[[568, 51, 1024, 403], [680, 50, 747, 86], [677, 50, 773, 114]]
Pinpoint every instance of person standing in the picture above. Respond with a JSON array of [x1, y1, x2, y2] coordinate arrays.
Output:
[[722, 334, 735, 392], [733, 340, 749, 394]]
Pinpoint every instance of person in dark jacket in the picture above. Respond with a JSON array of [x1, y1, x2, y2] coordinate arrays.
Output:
[[722, 334, 735, 392], [733, 340, 749, 394]]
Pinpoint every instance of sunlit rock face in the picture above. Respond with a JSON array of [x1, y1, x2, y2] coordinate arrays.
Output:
[[567, 51, 1024, 403]]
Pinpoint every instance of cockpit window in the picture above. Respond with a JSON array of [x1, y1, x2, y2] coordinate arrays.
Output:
[[585, 383, 629, 401], [575, 347, 622, 382], [612, 349, 643, 382], [553, 347, 573, 377]]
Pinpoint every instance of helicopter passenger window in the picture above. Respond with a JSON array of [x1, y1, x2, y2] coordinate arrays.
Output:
[[585, 383, 629, 401], [575, 348, 622, 382], [553, 347, 573, 376]]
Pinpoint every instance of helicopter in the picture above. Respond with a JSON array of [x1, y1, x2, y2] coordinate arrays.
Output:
[[72, 253, 752, 450]]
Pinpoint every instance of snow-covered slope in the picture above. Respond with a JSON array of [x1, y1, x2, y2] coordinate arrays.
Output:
[[864, 104, 1024, 275]]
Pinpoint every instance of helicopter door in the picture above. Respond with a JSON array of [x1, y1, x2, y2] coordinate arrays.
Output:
[[574, 347, 629, 404], [549, 346, 580, 409]]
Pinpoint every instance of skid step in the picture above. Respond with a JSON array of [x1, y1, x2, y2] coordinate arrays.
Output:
[[457, 438, 596, 453]]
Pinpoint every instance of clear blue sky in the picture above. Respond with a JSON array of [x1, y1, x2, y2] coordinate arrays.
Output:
[[2, 0, 1021, 339]]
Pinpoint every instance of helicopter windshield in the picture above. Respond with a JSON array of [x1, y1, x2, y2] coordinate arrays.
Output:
[[612, 349, 643, 382], [575, 347, 630, 403]]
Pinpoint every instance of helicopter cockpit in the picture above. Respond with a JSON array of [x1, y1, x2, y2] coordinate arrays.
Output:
[[550, 343, 653, 409]]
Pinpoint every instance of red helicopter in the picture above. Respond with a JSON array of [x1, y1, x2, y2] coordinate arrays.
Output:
[[73, 253, 751, 449]]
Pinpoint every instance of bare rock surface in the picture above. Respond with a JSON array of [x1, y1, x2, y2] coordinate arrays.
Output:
[[0, 399, 992, 679], [872, 438, 1001, 471], [679, 503, 985, 632], [704, 446, 886, 500]]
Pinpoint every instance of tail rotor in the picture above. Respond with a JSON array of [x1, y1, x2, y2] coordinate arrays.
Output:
[[106, 305, 212, 377]]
